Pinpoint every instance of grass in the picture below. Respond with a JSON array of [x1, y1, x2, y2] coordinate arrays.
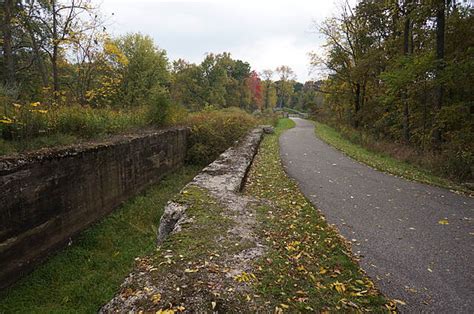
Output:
[[0, 104, 151, 156], [244, 118, 392, 312], [0, 165, 200, 313], [314, 121, 470, 194]]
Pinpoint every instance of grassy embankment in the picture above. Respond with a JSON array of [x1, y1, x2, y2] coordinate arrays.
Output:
[[314, 121, 471, 194], [244, 118, 393, 312], [0, 166, 200, 313]]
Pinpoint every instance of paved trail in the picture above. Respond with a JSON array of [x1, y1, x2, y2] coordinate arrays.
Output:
[[279, 118, 474, 313]]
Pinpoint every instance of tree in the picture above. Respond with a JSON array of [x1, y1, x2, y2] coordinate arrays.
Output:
[[41, 0, 101, 99], [261, 69, 274, 110], [169, 52, 254, 111], [432, 0, 447, 146], [246, 71, 262, 110], [312, 0, 473, 180], [2, 0, 15, 87], [115, 33, 170, 107], [275, 65, 295, 108]]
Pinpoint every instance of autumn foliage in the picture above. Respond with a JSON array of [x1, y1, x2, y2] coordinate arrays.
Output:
[[246, 71, 263, 110]]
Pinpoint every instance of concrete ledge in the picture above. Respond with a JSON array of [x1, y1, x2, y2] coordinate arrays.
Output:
[[157, 127, 263, 244]]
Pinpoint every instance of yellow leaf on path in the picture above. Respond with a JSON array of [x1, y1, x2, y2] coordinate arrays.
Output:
[[151, 293, 161, 304], [280, 303, 289, 309], [438, 219, 449, 225], [184, 268, 198, 273], [393, 299, 407, 305]]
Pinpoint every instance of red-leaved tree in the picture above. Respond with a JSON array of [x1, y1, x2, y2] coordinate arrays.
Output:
[[246, 71, 263, 110]]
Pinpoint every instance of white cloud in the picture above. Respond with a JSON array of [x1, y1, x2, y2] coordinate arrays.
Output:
[[100, 0, 349, 81]]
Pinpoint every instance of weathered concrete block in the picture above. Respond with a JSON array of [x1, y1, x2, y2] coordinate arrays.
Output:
[[0, 128, 188, 289], [262, 125, 275, 134], [156, 127, 263, 244]]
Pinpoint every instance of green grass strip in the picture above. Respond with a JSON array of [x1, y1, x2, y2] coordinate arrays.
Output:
[[0, 166, 200, 313], [314, 121, 469, 194]]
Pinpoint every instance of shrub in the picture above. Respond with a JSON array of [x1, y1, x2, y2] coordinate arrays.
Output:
[[54, 106, 107, 138], [147, 89, 171, 126], [165, 104, 188, 126], [0, 102, 150, 152], [185, 108, 258, 165], [259, 109, 280, 126], [0, 102, 49, 140], [0, 139, 15, 155]]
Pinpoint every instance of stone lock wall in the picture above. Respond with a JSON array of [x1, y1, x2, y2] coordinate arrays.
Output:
[[0, 128, 188, 289]]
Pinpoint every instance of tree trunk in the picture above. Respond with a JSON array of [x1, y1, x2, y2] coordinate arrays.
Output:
[[433, 0, 446, 147], [402, 0, 413, 143], [24, 20, 49, 87], [51, 0, 60, 100], [3, 0, 15, 87], [265, 82, 269, 110], [353, 83, 361, 128]]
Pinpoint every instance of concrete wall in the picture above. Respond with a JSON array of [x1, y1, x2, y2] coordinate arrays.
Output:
[[0, 128, 188, 289]]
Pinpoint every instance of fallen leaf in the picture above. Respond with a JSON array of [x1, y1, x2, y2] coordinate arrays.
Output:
[[296, 265, 305, 272], [438, 219, 449, 225], [331, 281, 346, 293], [156, 309, 175, 314], [184, 268, 198, 273], [393, 299, 406, 305], [151, 293, 161, 304]]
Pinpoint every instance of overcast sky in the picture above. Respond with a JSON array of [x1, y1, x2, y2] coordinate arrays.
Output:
[[100, 0, 354, 82]]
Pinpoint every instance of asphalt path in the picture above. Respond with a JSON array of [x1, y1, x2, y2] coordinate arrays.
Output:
[[279, 118, 474, 313]]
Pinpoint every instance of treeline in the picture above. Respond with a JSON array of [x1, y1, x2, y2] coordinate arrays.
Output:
[[313, 0, 473, 180], [0, 1, 262, 110], [0, 0, 315, 113], [0, 0, 293, 153]]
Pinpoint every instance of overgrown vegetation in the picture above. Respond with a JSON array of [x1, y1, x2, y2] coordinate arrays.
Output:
[[311, 0, 473, 183], [0, 166, 200, 313], [314, 121, 471, 193], [185, 108, 259, 164], [244, 119, 392, 311]]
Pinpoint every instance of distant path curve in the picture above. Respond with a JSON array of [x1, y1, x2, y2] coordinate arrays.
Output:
[[279, 118, 474, 312]]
